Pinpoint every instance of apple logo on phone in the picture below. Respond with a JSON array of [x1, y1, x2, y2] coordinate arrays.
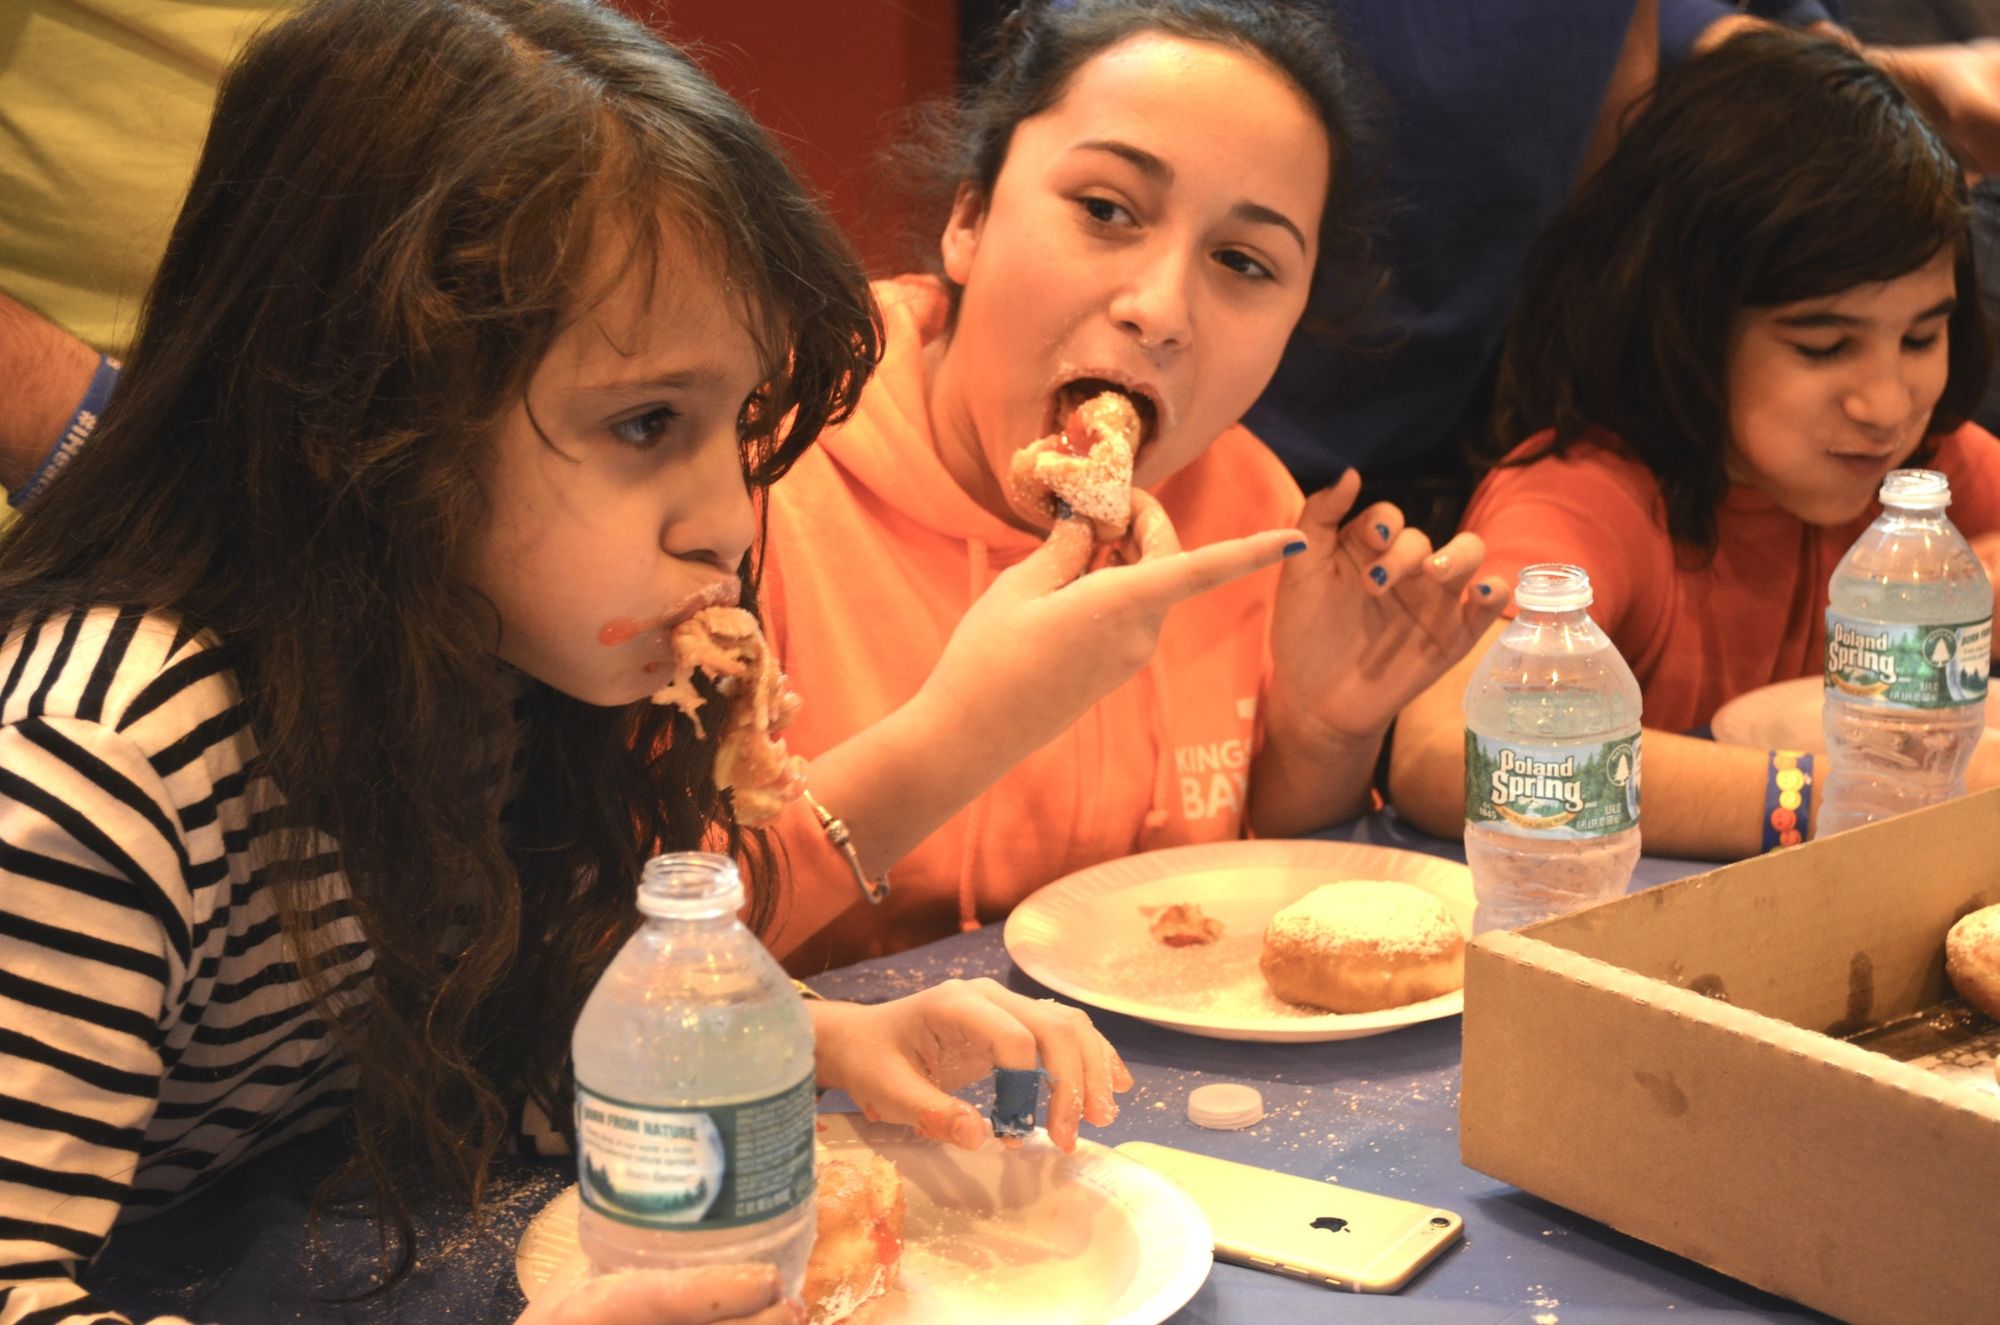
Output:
[[1310, 1216, 1350, 1234]]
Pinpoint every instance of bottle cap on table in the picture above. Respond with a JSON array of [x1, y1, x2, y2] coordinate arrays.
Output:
[[1187, 1082, 1264, 1130]]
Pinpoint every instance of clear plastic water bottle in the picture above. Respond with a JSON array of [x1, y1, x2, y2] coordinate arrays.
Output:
[[1818, 469, 1992, 837], [571, 852, 817, 1291], [1464, 564, 1643, 932]]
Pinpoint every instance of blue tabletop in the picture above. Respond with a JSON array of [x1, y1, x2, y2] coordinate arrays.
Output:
[[80, 811, 1836, 1324], [809, 812, 1831, 1325]]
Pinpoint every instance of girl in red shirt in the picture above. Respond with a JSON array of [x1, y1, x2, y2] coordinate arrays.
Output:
[[1390, 30, 1998, 861]]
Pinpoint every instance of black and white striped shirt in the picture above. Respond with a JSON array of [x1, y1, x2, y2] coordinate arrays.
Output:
[[0, 607, 365, 1325]]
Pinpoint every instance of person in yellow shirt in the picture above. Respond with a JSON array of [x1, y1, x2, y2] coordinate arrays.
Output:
[[0, 2, 296, 503]]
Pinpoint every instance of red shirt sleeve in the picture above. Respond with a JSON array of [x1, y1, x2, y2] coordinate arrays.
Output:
[[1934, 422, 2000, 541], [1460, 435, 1674, 648]]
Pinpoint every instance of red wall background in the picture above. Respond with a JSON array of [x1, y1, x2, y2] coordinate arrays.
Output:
[[607, 0, 961, 272]]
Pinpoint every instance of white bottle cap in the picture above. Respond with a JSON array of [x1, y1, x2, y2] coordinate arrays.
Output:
[[1879, 468, 1950, 510], [1187, 1082, 1265, 1129], [1513, 562, 1593, 612]]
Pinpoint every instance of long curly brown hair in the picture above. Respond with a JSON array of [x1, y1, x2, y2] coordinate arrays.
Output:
[[0, 0, 877, 1286]]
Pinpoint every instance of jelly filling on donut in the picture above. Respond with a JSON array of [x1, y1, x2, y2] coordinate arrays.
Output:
[[1044, 379, 1154, 454]]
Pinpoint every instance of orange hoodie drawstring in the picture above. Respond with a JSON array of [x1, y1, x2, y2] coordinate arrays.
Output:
[[957, 537, 993, 932], [1143, 652, 1174, 834]]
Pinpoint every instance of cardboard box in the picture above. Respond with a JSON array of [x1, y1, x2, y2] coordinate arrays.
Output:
[[1459, 788, 2000, 1325]]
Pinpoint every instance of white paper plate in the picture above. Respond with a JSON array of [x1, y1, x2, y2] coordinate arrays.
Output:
[[517, 1114, 1212, 1325], [1710, 675, 1999, 753], [1002, 839, 1473, 1043]]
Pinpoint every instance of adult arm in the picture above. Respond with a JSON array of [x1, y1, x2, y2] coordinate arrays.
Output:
[[1666, 1, 1837, 63], [1678, 0, 2000, 176], [0, 290, 100, 493], [1868, 42, 2000, 176]]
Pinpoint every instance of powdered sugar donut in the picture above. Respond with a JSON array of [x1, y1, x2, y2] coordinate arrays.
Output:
[[1945, 902, 2000, 1021], [1259, 881, 1466, 1014], [1008, 391, 1145, 540]]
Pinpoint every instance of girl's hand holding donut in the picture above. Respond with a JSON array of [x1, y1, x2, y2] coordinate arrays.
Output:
[[809, 979, 1134, 1154], [518, 1262, 800, 1325], [911, 509, 1303, 773]]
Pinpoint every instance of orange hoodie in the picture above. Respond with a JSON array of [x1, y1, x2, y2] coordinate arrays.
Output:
[[761, 276, 1305, 972]]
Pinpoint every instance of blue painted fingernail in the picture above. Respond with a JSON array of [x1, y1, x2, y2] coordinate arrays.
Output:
[[1368, 566, 1389, 586], [1478, 583, 1494, 596], [1374, 523, 1391, 541], [1282, 540, 1307, 558]]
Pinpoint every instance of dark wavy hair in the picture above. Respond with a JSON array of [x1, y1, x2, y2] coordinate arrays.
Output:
[[1490, 29, 1991, 553], [884, 0, 1384, 341], [0, 0, 876, 1288]]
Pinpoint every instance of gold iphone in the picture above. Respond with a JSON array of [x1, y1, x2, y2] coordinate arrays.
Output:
[[1115, 1141, 1463, 1292]]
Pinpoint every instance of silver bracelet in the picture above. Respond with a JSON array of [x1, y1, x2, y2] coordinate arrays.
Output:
[[801, 788, 889, 904]]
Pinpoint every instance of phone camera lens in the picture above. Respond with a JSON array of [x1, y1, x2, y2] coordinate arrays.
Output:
[[1429, 1216, 1451, 1228]]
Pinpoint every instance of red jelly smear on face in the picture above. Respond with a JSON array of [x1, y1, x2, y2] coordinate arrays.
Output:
[[599, 619, 645, 647]]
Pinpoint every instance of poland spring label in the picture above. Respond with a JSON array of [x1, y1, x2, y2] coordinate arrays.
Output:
[[1464, 731, 1641, 839], [575, 1074, 815, 1229], [1824, 614, 1990, 709]]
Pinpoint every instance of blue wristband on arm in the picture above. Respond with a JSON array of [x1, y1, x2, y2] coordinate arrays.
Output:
[[12, 353, 120, 509]]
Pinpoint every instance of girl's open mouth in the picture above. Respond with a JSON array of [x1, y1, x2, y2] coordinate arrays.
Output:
[[1045, 377, 1159, 452]]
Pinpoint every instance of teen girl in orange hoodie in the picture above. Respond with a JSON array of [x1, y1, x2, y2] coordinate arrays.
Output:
[[759, 0, 1509, 970]]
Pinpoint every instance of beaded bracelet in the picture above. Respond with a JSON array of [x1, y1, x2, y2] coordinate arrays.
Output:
[[1762, 749, 1814, 852], [802, 788, 890, 904], [12, 353, 120, 509]]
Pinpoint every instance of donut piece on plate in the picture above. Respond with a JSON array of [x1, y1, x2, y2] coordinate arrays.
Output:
[[1149, 902, 1224, 947]]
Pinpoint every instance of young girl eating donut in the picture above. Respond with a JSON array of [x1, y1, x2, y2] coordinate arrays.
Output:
[[759, 0, 1509, 969], [0, 2, 1131, 1320], [1389, 30, 2000, 861]]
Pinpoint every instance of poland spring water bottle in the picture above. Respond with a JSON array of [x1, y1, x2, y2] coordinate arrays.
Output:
[[1464, 564, 1643, 932], [571, 852, 817, 1290], [1818, 469, 1991, 837]]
